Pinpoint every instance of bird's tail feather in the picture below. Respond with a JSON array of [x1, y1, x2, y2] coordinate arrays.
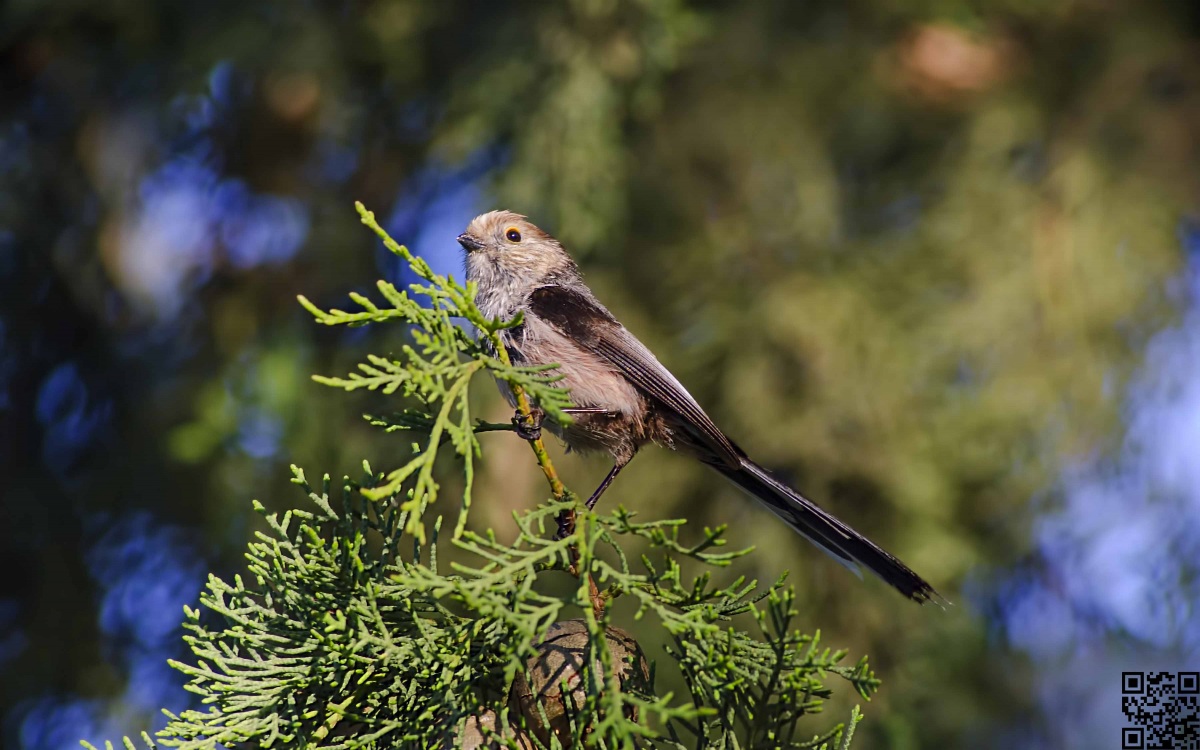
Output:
[[716, 458, 938, 604]]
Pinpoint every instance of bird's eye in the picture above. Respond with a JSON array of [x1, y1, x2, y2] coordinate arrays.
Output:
[[505, 227, 522, 242]]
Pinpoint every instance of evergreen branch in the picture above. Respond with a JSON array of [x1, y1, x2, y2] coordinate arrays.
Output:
[[88, 205, 880, 750], [477, 310, 567, 504]]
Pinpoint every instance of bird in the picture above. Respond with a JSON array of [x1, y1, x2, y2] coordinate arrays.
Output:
[[457, 210, 938, 603]]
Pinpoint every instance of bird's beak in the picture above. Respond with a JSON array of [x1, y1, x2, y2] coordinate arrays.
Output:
[[457, 233, 483, 252]]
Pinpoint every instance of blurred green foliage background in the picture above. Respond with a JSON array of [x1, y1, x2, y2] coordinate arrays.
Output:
[[3, 1, 1200, 748]]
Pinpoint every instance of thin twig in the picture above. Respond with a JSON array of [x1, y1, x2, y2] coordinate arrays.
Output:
[[485, 328, 601, 612], [483, 330, 567, 502]]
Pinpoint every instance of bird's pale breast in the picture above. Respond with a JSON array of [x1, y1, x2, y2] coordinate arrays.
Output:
[[504, 314, 659, 461]]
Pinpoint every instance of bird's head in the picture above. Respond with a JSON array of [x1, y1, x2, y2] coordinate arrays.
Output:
[[458, 210, 576, 290]]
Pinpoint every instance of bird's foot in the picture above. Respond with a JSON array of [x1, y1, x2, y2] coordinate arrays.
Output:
[[554, 511, 574, 541], [512, 407, 544, 441]]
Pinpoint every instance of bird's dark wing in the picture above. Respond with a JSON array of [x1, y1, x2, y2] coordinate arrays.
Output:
[[528, 284, 742, 467], [529, 286, 939, 602]]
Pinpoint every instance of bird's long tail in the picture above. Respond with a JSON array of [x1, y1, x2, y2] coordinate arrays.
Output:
[[715, 457, 938, 603]]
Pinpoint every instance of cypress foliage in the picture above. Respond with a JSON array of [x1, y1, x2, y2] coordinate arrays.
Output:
[[85, 205, 880, 750]]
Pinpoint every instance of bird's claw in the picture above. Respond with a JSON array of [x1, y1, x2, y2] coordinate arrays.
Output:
[[554, 512, 573, 541], [512, 407, 544, 441]]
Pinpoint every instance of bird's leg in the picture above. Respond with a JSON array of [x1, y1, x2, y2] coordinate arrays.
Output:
[[555, 454, 633, 540], [585, 456, 631, 510], [511, 406, 544, 441], [513, 407, 610, 441]]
